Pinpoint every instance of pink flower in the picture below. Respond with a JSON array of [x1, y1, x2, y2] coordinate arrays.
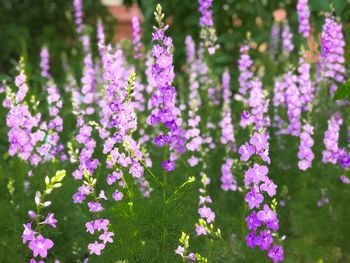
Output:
[[28, 235, 54, 258], [88, 241, 105, 255]]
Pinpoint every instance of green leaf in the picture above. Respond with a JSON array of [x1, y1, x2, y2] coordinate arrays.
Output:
[[333, 79, 350, 101], [310, 0, 331, 11]]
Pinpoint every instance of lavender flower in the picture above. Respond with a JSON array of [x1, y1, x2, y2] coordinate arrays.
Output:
[[285, 72, 301, 136], [297, 0, 311, 38]]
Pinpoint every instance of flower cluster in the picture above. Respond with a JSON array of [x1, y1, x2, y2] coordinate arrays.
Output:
[[321, 15, 346, 93], [219, 70, 236, 150], [220, 158, 237, 191], [147, 4, 186, 171], [86, 219, 114, 255], [196, 174, 220, 237], [297, 58, 314, 111], [238, 45, 254, 102], [298, 123, 314, 170], [297, 0, 311, 38], [185, 36, 203, 166], [282, 22, 294, 58], [73, 0, 84, 34], [22, 170, 66, 261], [198, 0, 218, 54], [132, 16, 144, 60], [285, 72, 301, 136], [240, 130, 283, 262], [322, 113, 343, 164]]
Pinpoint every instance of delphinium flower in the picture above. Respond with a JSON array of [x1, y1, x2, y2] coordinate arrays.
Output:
[[297, 0, 311, 38], [220, 158, 237, 191], [4, 59, 42, 162], [320, 15, 345, 93], [239, 127, 283, 261], [73, 0, 84, 34], [40, 47, 51, 79], [37, 47, 65, 164], [86, 219, 114, 255], [269, 23, 280, 59], [132, 16, 144, 60], [219, 70, 236, 150], [97, 19, 105, 60], [22, 170, 66, 261], [272, 77, 287, 133], [237, 45, 254, 108], [198, 0, 218, 54], [196, 174, 221, 237], [81, 35, 96, 112], [73, 169, 114, 256], [322, 113, 343, 164], [247, 78, 270, 130], [284, 72, 301, 136], [282, 21, 294, 58], [239, 78, 283, 260], [184, 35, 203, 167], [104, 72, 152, 196], [147, 4, 186, 171], [175, 232, 208, 262], [297, 57, 314, 111], [297, 123, 314, 170]]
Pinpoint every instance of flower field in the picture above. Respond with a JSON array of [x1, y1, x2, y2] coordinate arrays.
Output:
[[0, 0, 350, 262]]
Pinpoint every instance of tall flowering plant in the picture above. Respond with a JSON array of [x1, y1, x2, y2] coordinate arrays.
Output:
[[147, 4, 186, 172]]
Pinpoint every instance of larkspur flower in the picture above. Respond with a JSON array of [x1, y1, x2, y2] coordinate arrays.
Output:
[[28, 235, 54, 258], [321, 15, 345, 93], [322, 113, 343, 164], [132, 16, 144, 60], [42, 213, 57, 228], [297, 0, 311, 38], [282, 22, 294, 57], [147, 5, 186, 171], [298, 123, 314, 170], [22, 223, 35, 244], [88, 241, 105, 255]]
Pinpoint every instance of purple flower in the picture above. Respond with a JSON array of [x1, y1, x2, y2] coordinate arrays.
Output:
[[260, 179, 277, 197], [245, 188, 264, 209], [175, 245, 185, 256], [321, 15, 345, 92], [99, 231, 114, 244], [245, 211, 262, 231], [297, 0, 311, 38], [88, 241, 105, 255], [87, 202, 104, 212], [112, 190, 124, 201], [268, 244, 284, 263], [162, 160, 175, 172], [22, 223, 35, 244], [195, 225, 207, 236], [250, 132, 268, 152], [42, 213, 57, 228], [29, 235, 54, 258], [239, 142, 255, 161], [340, 175, 350, 184], [198, 205, 215, 223], [282, 22, 294, 57], [257, 230, 273, 251]]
